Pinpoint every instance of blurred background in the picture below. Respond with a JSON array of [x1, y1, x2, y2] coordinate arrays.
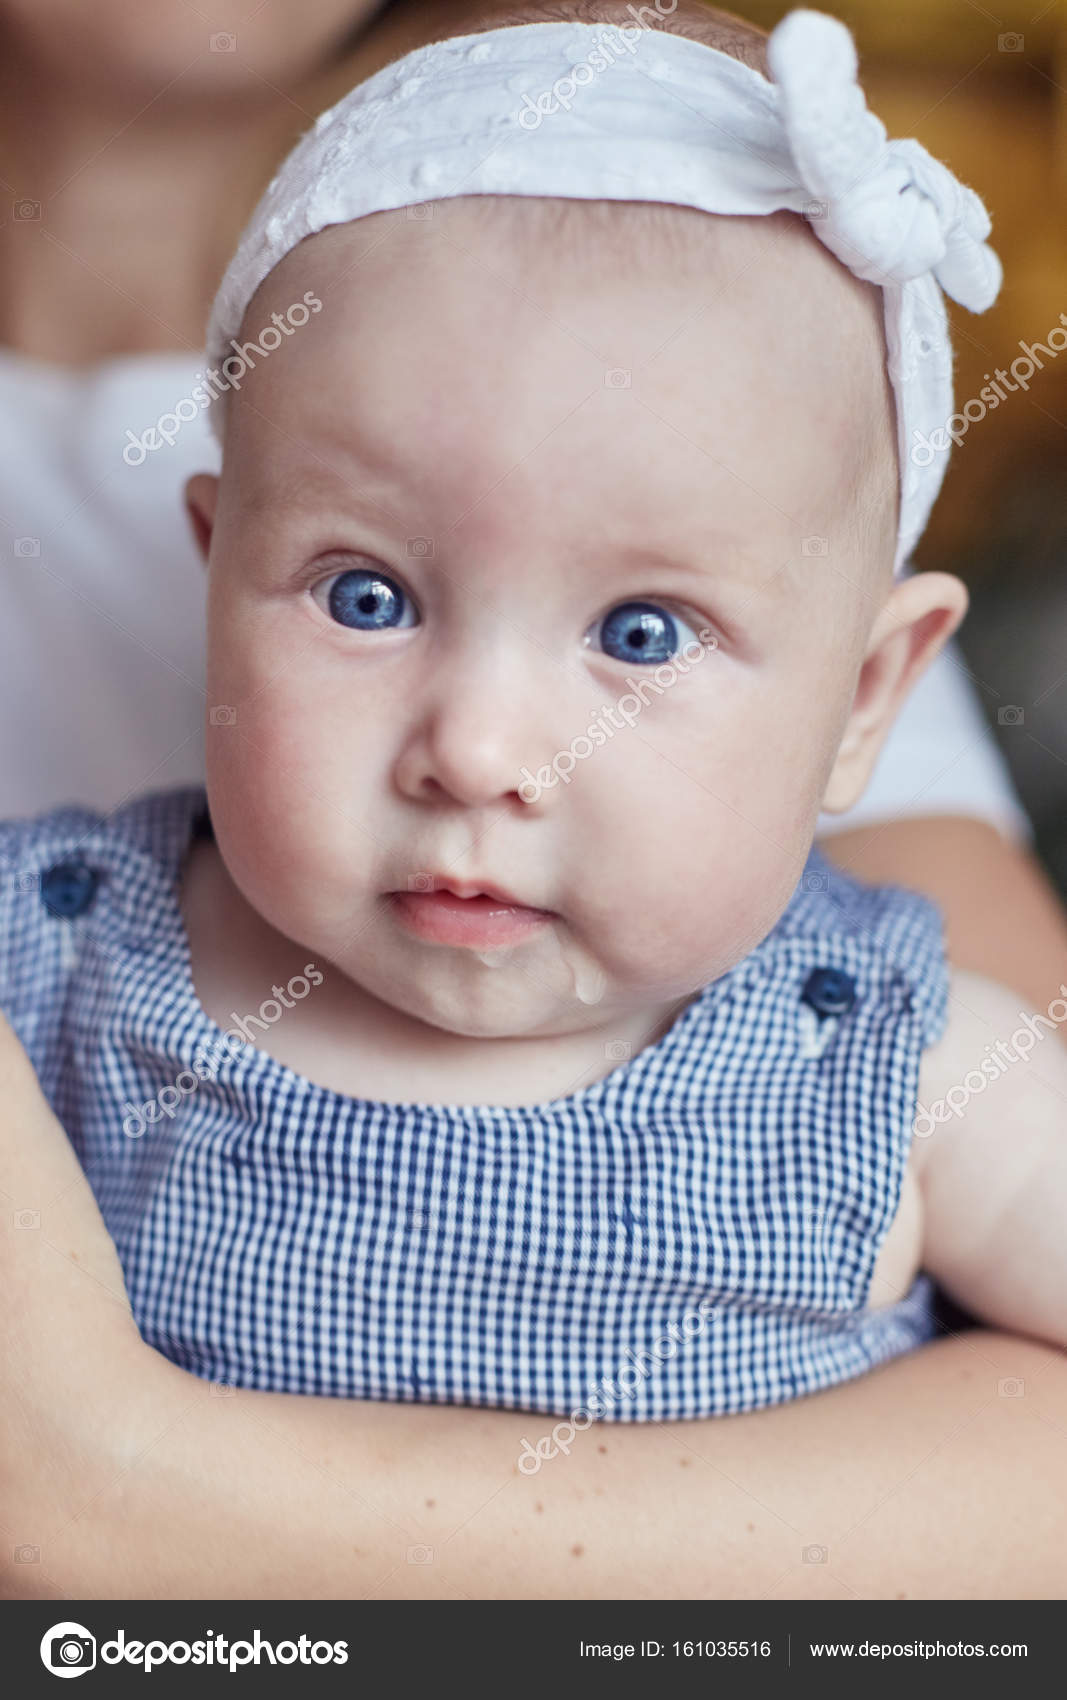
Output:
[[743, 0, 1067, 898]]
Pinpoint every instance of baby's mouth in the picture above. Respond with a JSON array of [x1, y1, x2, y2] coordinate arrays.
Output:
[[386, 880, 555, 950]]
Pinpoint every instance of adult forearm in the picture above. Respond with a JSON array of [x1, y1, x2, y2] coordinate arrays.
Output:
[[25, 1328, 1067, 1600]]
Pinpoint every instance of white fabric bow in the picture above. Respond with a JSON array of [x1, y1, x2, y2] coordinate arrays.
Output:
[[769, 11, 1001, 312]]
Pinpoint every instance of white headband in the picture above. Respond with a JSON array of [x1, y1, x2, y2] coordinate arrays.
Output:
[[206, 7, 1001, 574]]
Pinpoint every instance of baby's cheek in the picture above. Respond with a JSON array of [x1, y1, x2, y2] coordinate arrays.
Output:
[[207, 606, 359, 796], [613, 658, 828, 834], [574, 720, 815, 991], [601, 683, 842, 992], [204, 691, 334, 918], [205, 727, 297, 898], [577, 803, 793, 996]]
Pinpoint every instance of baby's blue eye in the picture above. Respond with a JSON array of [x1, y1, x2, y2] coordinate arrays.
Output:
[[590, 601, 693, 666], [317, 567, 417, 631]]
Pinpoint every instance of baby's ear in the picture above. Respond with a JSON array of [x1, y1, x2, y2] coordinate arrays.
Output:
[[821, 571, 969, 815], [184, 473, 219, 564]]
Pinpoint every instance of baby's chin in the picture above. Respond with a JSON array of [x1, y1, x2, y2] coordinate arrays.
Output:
[[337, 915, 722, 1048], [351, 925, 619, 1042]]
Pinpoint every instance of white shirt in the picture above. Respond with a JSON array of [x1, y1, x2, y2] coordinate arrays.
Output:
[[0, 348, 216, 818], [0, 347, 1032, 844]]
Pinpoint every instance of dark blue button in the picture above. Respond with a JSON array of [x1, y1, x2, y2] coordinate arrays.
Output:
[[40, 861, 100, 919], [801, 966, 856, 1018]]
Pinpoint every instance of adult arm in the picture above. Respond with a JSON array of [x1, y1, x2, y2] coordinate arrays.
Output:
[[3, 1014, 1066, 1601], [23, 1327, 1067, 1601]]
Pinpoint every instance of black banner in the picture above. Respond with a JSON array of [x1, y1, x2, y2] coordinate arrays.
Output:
[[3, 1600, 1054, 1694]]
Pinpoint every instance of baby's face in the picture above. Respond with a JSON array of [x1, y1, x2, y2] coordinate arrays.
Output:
[[195, 199, 895, 1040]]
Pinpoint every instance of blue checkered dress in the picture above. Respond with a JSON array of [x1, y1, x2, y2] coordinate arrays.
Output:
[[1, 787, 948, 1419]]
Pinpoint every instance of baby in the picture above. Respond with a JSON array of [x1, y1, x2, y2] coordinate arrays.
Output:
[[3, 2, 1066, 1424]]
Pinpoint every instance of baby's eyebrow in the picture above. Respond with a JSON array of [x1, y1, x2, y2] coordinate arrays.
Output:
[[260, 460, 404, 516], [245, 440, 805, 605], [605, 539, 791, 595], [256, 486, 791, 597], [239, 450, 418, 546], [241, 408, 419, 505]]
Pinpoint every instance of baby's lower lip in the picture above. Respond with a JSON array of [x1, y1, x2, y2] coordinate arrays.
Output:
[[388, 889, 553, 949]]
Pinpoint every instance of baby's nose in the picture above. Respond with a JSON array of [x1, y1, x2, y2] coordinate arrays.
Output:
[[392, 655, 555, 812]]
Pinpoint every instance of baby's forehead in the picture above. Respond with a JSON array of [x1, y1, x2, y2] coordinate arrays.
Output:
[[230, 197, 895, 567], [248, 193, 886, 385]]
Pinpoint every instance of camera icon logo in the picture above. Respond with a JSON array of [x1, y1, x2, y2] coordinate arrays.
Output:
[[803, 199, 828, 219], [407, 202, 436, 220], [802, 870, 829, 894], [997, 1376, 1025, 1398], [406, 537, 434, 557], [802, 1543, 829, 1564], [14, 199, 41, 220], [209, 705, 237, 727], [14, 1544, 40, 1563], [997, 705, 1024, 726], [605, 367, 631, 389], [802, 536, 829, 557], [40, 1622, 96, 1678], [14, 537, 40, 557], [408, 872, 435, 893], [15, 1208, 40, 1229], [211, 32, 237, 52], [605, 1039, 631, 1061], [14, 871, 40, 893], [998, 32, 1024, 52], [407, 1544, 435, 1564]]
